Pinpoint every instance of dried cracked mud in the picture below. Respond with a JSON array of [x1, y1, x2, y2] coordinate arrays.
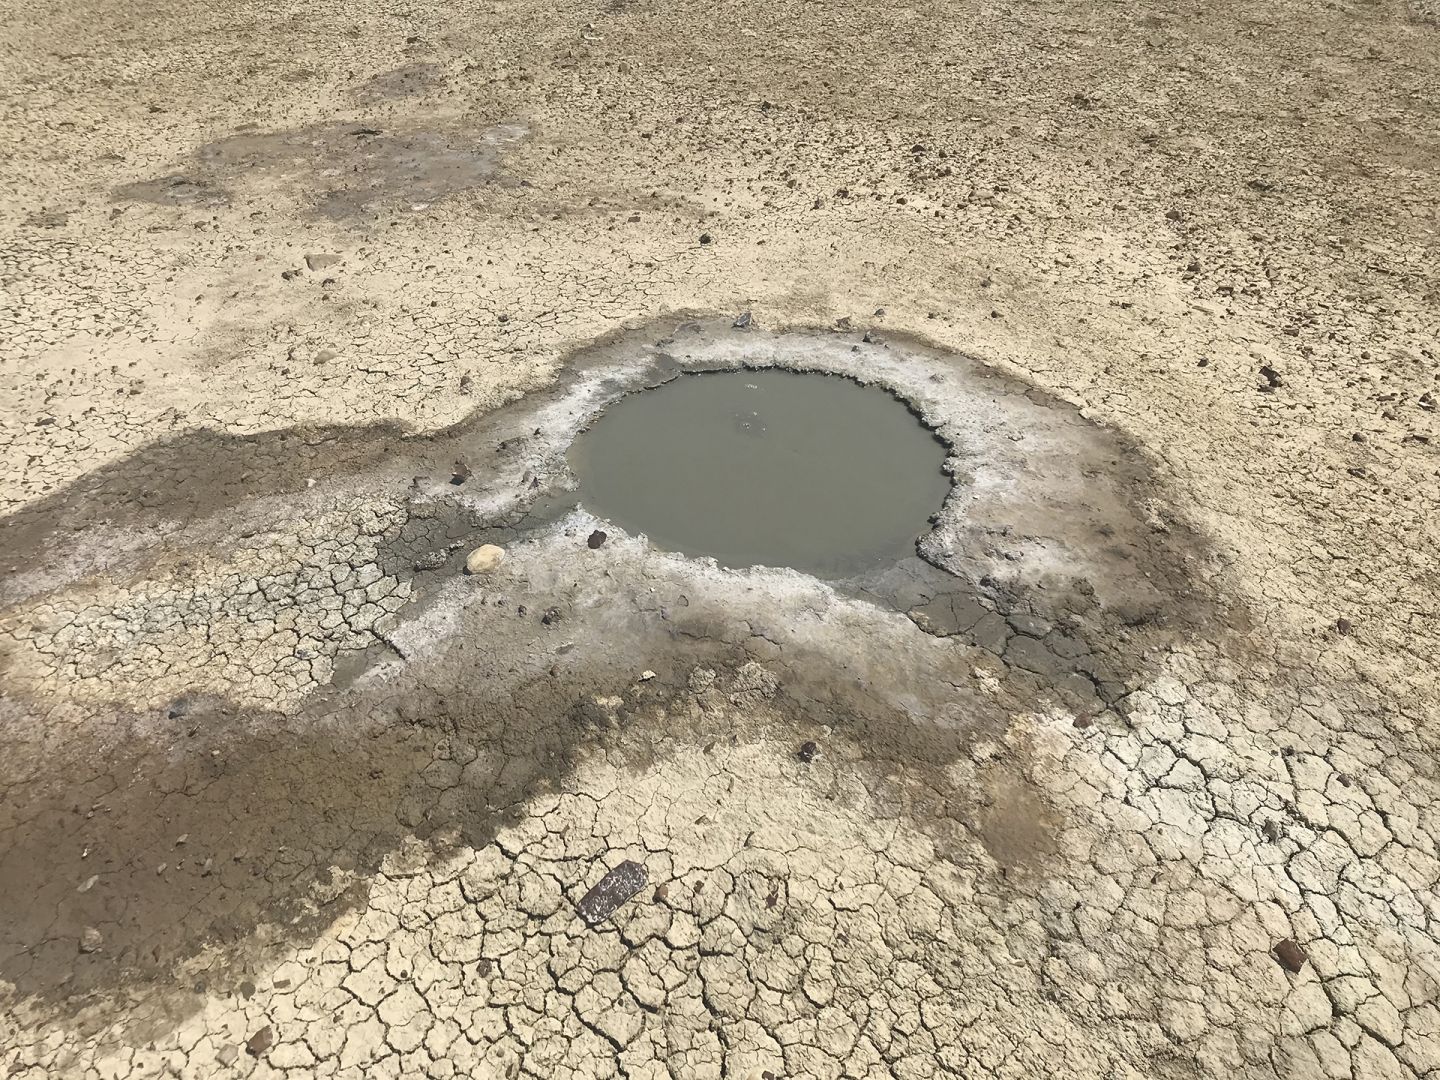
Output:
[[2, 0, 1439, 1077]]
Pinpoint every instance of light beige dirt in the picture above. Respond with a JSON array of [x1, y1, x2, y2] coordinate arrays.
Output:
[[2, 0, 1439, 1076]]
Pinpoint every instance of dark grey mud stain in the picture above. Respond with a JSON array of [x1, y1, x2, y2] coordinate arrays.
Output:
[[569, 370, 952, 578], [113, 121, 525, 219], [0, 320, 1245, 1037], [353, 61, 447, 102]]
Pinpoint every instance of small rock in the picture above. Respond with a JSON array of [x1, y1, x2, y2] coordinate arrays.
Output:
[[79, 927, 102, 953], [304, 253, 340, 271], [450, 461, 471, 485], [1336, 617, 1353, 636], [733, 311, 753, 328], [587, 529, 607, 549], [698, 233, 713, 245], [797, 740, 819, 763], [640, 670, 656, 681], [541, 607, 562, 626], [1165, 208, 1184, 221], [465, 545, 505, 574], [1273, 939, 1308, 973], [245, 1026, 273, 1057], [577, 860, 648, 925], [77, 875, 99, 893], [175, 834, 188, 846], [216, 1046, 238, 1066]]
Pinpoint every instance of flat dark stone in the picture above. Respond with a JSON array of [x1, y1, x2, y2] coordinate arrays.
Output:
[[576, 860, 648, 926], [1274, 939, 1308, 973]]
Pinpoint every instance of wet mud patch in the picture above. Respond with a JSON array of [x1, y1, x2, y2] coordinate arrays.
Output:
[[0, 318, 1247, 1043], [112, 120, 526, 219], [569, 369, 952, 578]]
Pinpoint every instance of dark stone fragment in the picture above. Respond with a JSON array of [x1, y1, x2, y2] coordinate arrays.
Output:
[[587, 529, 607, 549], [797, 740, 819, 763], [733, 311, 752, 328], [699, 233, 712, 245], [541, 608, 561, 626], [1273, 939, 1308, 973], [577, 860, 648, 925], [1335, 617, 1353, 636], [245, 1026, 273, 1057]]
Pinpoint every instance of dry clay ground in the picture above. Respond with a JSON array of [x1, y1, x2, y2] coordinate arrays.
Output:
[[2, 0, 1440, 1076]]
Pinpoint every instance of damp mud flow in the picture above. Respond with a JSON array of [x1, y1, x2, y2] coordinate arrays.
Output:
[[568, 369, 952, 578]]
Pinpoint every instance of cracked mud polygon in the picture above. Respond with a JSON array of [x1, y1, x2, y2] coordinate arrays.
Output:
[[2, 2, 1439, 1079]]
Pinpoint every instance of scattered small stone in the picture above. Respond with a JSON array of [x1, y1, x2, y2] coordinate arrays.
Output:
[[239, 980, 256, 998], [465, 544, 505, 574], [459, 373, 474, 394], [587, 529, 608, 549], [216, 1045, 238, 1066], [577, 859, 648, 925], [698, 233, 713, 245], [640, 670, 656, 681], [1336, 617, 1353, 636], [274, 978, 291, 989], [77, 875, 99, 893], [1165, 208, 1184, 221], [304, 253, 340, 271], [797, 740, 819, 763], [835, 316, 853, 330], [734, 311, 753, 328], [245, 1026, 273, 1057], [79, 927, 102, 953], [1073, 716, 1094, 729], [175, 834, 188, 846], [1259, 364, 1282, 388], [1273, 939, 1308, 974], [541, 607, 562, 626], [653, 883, 670, 902]]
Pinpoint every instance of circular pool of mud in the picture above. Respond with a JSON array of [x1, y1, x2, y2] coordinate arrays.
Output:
[[568, 369, 952, 578]]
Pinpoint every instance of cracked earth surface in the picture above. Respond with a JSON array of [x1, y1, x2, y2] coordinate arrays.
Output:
[[2, 0, 1439, 1076]]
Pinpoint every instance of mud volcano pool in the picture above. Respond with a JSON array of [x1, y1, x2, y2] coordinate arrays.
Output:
[[568, 370, 952, 578]]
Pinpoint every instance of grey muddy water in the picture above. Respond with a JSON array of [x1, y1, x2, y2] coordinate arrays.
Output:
[[567, 369, 953, 578]]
